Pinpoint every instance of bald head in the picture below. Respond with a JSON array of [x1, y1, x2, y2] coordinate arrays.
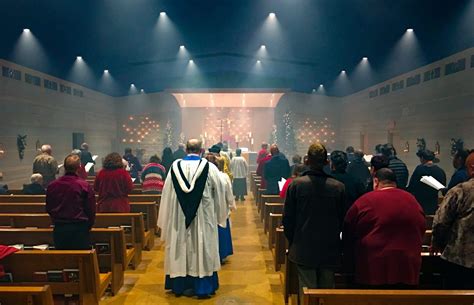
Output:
[[64, 154, 81, 174], [41, 144, 52, 155], [270, 144, 279, 156], [186, 139, 202, 154]]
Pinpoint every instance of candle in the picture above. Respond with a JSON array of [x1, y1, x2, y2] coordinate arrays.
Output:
[[251, 138, 254, 145]]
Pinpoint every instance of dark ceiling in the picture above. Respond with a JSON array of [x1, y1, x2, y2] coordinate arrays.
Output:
[[0, 0, 472, 96]]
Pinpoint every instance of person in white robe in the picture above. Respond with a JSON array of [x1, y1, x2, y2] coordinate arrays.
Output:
[[230, 148, 249, 201], [158, 139, 227, 298]]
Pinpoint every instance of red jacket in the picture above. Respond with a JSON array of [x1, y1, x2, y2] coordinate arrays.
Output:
[[94, 168, 133, 213], [256, 155, 271, 189], [343, 188, 425, 285], [279, 178, 293, 199]]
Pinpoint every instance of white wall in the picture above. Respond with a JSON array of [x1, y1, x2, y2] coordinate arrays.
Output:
[[339, 48, 474, 175], [0, 59, 117, 188]]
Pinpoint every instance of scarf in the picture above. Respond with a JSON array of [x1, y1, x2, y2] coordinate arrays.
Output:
[[171, 159, 210, 228]]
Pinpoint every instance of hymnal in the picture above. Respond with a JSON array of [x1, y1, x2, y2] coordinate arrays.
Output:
[[63, 269, 80, 282], [9, 244, 24, 250], [47, 270, 66, 282], [84, 162, 94, 173], [33, 244, 49, 250], [32, 271, 48, 282], [278, 178, 287, 192], [420, 176, 445, 191]]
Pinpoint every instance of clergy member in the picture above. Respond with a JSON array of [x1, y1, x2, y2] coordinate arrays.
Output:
[[158, 139, 227, 298]]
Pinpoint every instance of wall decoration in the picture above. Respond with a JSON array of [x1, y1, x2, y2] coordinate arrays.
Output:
[[0, 143, 6, 159], [17, 135, 27, 160], [403, 141, 410, 153], [435, 141, 440, 155], [179, 133, 186, 145], [450, 138, 464, 156], [165, 120, 174, 148], [293, 117, 336, 153], [416, 138, 426, 152], [282, 111, 297, 155], [270, 124, 278, 145]]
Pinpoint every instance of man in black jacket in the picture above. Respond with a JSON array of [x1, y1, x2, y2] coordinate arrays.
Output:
[[263, 144, 291, 195], [283, 143, 346, 299]]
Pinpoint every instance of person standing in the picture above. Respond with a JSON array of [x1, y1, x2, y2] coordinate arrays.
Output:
[[407, 150, 446, 215], [432, 151, 474, 289], [80, 142, 95, 175], [283, 143, 345, 298], [347, 150, 371, 190], [230, 148, 248, 201], [46, 154, 96, 250], [123, 148, 143, 183], [158, 139, 227, 298], [33, 144, 58, 187], [172, 143, 187, 161], [161, 147, 174, 174], [94, 152, 134, 213], [141, 155, 166, 194], [446, 149, 469, 191], [257, 143, 269, 165], [264, 144, 291, 195], [381, 144, 409, 189], [343, 168, 426, 288]]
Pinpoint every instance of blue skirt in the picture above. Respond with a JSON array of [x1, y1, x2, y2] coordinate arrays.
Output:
[[165, 272, 219, 296], [218, 218, 234, 261]]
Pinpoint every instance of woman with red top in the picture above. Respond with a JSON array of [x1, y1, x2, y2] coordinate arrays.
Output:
[[280, 164, 308, 199], [94, 152, 134, 213]]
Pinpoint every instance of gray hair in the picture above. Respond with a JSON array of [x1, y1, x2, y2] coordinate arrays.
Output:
[[41, 144, 52, 154], [71, 149, 82, 157], [31, 173, 43, 184]]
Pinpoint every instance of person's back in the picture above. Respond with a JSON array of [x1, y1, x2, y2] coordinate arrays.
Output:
[[408, 163, 446, 214], [23, 183, 45, 195], [95, 153, 134, 213], [123, 150, 142, 182], [331, 172, 365, 211], [46, 154, 96, 250], [347, 156, 371, 189], [343, 169, 425, 287], [230, 155, 248, 179], [264, 149, 290, 195], [141, 156, 166, 194], [388, 157, 409, 188], [173, 145, 187, 161], [33, 152, 58, 187]]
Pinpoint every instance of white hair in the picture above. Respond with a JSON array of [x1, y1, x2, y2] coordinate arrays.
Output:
[[31, 173, 43, 184], [41, 144, 52, 154]]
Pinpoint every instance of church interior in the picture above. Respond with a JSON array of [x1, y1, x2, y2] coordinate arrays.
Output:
[[0, 0, 473, 304]]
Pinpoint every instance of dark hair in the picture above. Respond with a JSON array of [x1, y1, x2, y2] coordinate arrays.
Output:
[[162, 147, 173, 157], [261, 142, 268, 149], [455, 149, 470, 164], [292, 164, 307, 177], [149, 155, 161, 164], [103, 152, 124, 170], [375, 168, 397, 184], [292, 154, 302, 164], [375, 144, 383, 154], [381, 144, 397, 157], [346, 146, 355, 154], [330, 151, 348, 173], [64, 154, 81, 174], [417, 149, 435, 161], [307, 143, 328, 169], [205, 153, 218, 167], [124, 147, 132, 154], [236, 148, 242, 156], [370, 155, 390, 171], [354, 150, 364, 160]]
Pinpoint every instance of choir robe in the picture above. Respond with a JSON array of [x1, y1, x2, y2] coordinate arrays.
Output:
[[158, 156, 227, 294], [94, 168, 133, 213], [218, 171, 236, 261]]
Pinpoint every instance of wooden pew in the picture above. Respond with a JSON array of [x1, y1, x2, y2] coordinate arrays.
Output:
[[0, 194, 161, 204], [0, 250, 112, 305], [268, 213, 283, 249], [256, 188, 265, 210], [423, 230, 433, 246], [259, 195, 282, 221], [0, 286, 54, 305], [0, 228, 128, 295], [263, 202, 284, 234], [0, 213, 144, 269], [302, 288, 474, 305], [273, 227, 287, 271]]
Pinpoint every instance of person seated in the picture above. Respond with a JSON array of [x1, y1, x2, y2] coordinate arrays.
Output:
[[343, 168, 426, 288], [280, 164, 307, 199], [330, 151, 366, 211], [407, 150, 446, 215], [141, 155, 166, 194], [446, 149, 470, 191], [46, 154, 96, 250], [94, 152, 134, 213], [0, 183, 9, 195], [432, 151, 474, 289], [22, 173, 46, 195], [347, 150, 371, 190]]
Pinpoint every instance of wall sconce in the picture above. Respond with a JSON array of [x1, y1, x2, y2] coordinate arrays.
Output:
[[403, 141, 410, 153], [435, 141, 440, 155]]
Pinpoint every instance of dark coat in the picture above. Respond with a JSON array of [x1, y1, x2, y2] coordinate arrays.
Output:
[[264, 153, 291, 194], [283, 170, 346, 268], [22, 183, 46, 195], [347, 159, 371, 189], [331, 171, 366, 212], [407, 163, 446, 215], [172, 149, 187, 161]]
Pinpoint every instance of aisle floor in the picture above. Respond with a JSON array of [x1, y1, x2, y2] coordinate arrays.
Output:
[[101, 196, 285, 305]]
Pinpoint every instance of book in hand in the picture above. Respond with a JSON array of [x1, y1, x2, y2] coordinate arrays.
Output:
[[84, 162, 94, 173], [278, 178, 287, 192], [92, 155, 98, 161], [33, 244, 49, 250], [420, 176, 446, 191], [32, 271, 48, 282], [63, 269, 80, 282], [47, 270, 66, 282], [95, 243, 111, 254]]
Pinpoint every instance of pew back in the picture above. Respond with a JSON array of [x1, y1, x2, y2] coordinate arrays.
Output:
[[0, 286, 54, 305]]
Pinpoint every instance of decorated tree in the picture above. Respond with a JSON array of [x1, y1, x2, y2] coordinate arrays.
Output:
[[165, 120, 174, 148], [282, 110, 296, 155], [269, 124, 278, 145]]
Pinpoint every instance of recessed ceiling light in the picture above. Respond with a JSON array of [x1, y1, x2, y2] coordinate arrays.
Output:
[[362, 57, 368, 61], [406, 28, 414, 32], [269, 12, 276, 18], [76, 56, 82, 60], [104, 69, 109, 73], [261, 45, 266, 49], [319, 84, 324, 87], [23, 28, 30, 33], [180, 45, 185, 49], [131, 83, 135, 87], [257, 60, 261, 63], [341, 70, 346, 73], [189, 59, 194, 63], [140, 89, 144, 92], [160, 12, 166, 16]]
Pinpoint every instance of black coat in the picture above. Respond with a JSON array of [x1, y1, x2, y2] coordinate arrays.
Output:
[[347, 159, 371, 189], [264, 153, 290, 194], [22, 183, 46, 195], [283, 170, 345, 268], [331, 171, 366, 212]]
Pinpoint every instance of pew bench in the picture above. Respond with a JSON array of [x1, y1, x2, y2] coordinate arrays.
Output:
[[0, 213, 145, 269], [259, 196, 283, 223], [0, 228, 128, 295], [0, 286, 54, 305], [263, 202, 284, 234], [0, 250, 112, 305], [268, 213, 283, 249], [301, 288, 474, 305]]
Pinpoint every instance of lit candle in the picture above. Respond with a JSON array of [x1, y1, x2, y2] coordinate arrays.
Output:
[[251, 138, 254, 145]]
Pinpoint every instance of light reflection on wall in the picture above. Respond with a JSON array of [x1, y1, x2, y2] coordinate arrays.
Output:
[[121, 115, 160, 145], [296, 117, 336, 149]]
